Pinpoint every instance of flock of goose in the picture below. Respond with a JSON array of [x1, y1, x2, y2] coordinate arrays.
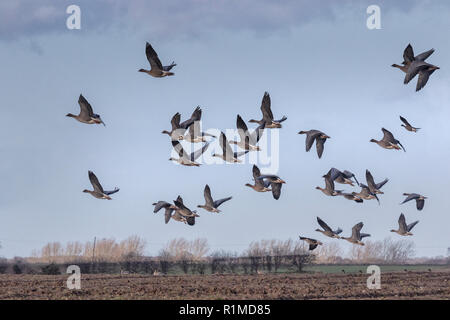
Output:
[[66, 42, 436, 250]]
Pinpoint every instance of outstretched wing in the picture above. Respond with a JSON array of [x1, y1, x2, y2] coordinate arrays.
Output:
[[416, 199, 425, 211], [316, 137, 326, 159], [375, 178, 389, 190], [236, 114, 249, 142], [352, 222, 364, 240], [399, 116, 411, 127], [407, 220, 419, 232], [260, 92, 274, 121], [416, 69, 436, 92], [191, 142, 210, 161], [402, 44, 414, 64], [213, 196, 232, 208], [305, 131, 320, 152], [317, 217, 333, 232], [171, 140, 189, 159], [381, 128, 396, 143], [398, 213, 408, 233], [414, 48, 434, 62], [104, 188, 119, 196], [219, 132, 234, 159], [88, 171, 104, 193], [401, 193, 419, 204], [145, 42, 163, 71], [153, 201, 171, 213], [365, 170, 376, 191], [271, 182, 282, 200], [203, 184, 214, 207], [78, 94, 94, 117]]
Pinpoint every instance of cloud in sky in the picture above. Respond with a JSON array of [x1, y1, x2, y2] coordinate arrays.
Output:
[[0, 0, 430, 41]]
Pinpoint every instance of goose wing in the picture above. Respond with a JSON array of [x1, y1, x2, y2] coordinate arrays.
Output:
[[401, 193, 419, 204], [352, 222, 364, 240], [416, 199, 425, 211], [260, 92, 274, 121], [191, 142, 210, 161], [153, 201, 171, 213], [252, 165, 261, 179], [305, 130, 321, 151], [414, 48, 434, 62], [171, 140, 189, 160], [145, 42, 163, 71], [180, 106, 201, 129], [219, 132, 234, 159], [328, 168, 342, 181], [164, 208, 173, 224], [203, 184, 214, 207], [403, 44, 414, 64], [404, 61, 430, 84], [270, 182, 282, 200], [213, 196, 232, 208], [236, 114, 249, 142], [249, 122, 265, 145], [416, 69, 436, 92], [365, 170, 376, 192], [78, 94, 94, 117], [375, 178, 389, 190], [324, 175, 335, 192], [316, 137, 326, 159], [381, 128, 396, 143], [104, 188, 119, 196], [88, 171, 104, 193], [398, 213, 408, 233], [400, 116, 411, 127], [317, 217, 333, 232], [407, 220, 419, 232], [170, 113, 181, 131]]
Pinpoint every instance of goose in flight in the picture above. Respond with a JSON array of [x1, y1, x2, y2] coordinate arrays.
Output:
[[197, 184, 232, 213], [245, 165, 272, 192], [364, 170, 388, 195], [173, 198, 200, 218], [370, 128, 405, 151], [153, 200, 179, 224], [400, 116, 420, 132], [403, 61, 439, 92], [316, 217, 342, 239], [299, 236, 323, 251], [401, 193, 427, 211], [391, 213, 419, 236], [230, 115, 265, 151], [169, 140, 210, 166], [249, 92, 287, 128], [139, 42, 176, 77], [256, 174, 286, 200], [298, 130, 330, 159], [341, 193, 364, 203], [353, 185, 379, 204], [83, 171, 119, 200], [392, 44, 434, 73], [66, 94, 105, 126], [341, 222, 370, 246], [316, 174, 342, 196], [162, 107, 200, 140], [212, 132, 249, 163], [183, 107, 216, 143], [326, 168, 359, 186]]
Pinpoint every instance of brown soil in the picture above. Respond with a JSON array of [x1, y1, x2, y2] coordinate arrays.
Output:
[[0, 271, 449, 300]]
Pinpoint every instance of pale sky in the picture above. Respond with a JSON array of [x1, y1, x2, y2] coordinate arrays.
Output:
[[0, 0, 449, 258]]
